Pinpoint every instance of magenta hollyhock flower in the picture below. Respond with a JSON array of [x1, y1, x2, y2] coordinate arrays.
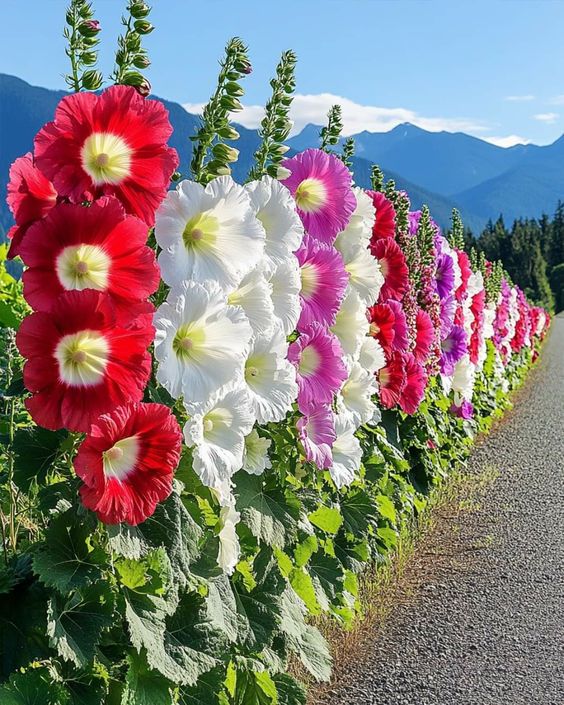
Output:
[[387, 299, 409, 352], [295, 234, 348, 332], [450, 400, 474, 420], [414, 308, 435, 363], [281, 149, 356, 244], [399, 352, 428, 415], [288, 322, 348, 413], [296, 402, 336, 469], [370, 237, 409, 302], [440, 324, 467, 375]]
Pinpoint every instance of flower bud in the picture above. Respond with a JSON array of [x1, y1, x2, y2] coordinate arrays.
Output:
[[122, 71, 151, 96], [81, 70, 103, 91], [133, 54, 151, 69], [218, 126, 240, 140], [130, 2, 151, 18], [212, 143, 239, 163], [126, 33, 141, 50], [275, 165, 292, 180], [79, 3, 93, 18], [134, 19, 154, 34], [81, 51, 98, 66], [220, 95, 243, 112], [234, 59, 252, 75], [225, 81, 244, 97], [206, 160, 231, 177], [78, 19, 101, 37]]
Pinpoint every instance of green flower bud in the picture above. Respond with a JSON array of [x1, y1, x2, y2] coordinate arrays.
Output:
[[81, 70, 103, 91], [220, 95, 243, 112], [134, 19, 154, 34], [81, 51, 98, 66], [212, 143, 239, 163], [126, 33, 141, 50], [234, 59, 252, 75], [225, 81, 244, 97], [78, 19, 101, 37], [217, 126, 240, 140], [133, 54, 151, 69], [129, 2, 151, 18]]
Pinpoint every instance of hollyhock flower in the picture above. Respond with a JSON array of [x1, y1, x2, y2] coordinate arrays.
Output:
[[439, 294, 457, 339], [295, 234, 348, 331], [243, 327, 298, 424], [329, 414, 362, 489], [341, 245, 384, 307], [156, 176, 265, 292], [6, 153, 57, 259], [183, 387, 254, 491], [469, 288, 486, 364], [398, 353, 427, 415], [387, 299, 409, 352], [435, 251, 455, 300], [243, 430, 272, 475], [370, 237, 409, 301], [450, 354, 476, 402], [153, 281, 252, 407], [455, 250, 472, 303], [34, 85, 178, 226], [17, 290, 152, 433], [20, 197, 159, 321], [267, 259, 302, 336], [413, 309, 434, 364], [336, 362, 378, 427], [330, 289, 369, 361], [296, 403, 336, 470], [74, 402, 182, 525], [377, 352, 406, 409], [227, 266, 274, 337], [334, 187, 375, 254], [217, 505, 241, 575], [281, 148, 355, 243], [367, 190, 396, 241], [367, 302, 396, 355], [359, 336, 386, 375], [288, 322, 347, 413], [245, 176, 304, 271], [440, 324, 467, 376], [450, 400, 474, 420]]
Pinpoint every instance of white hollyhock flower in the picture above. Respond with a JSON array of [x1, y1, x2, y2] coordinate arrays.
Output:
[[246, 176, 304, 271], [184, 386, 254, 491], [343, 245, 384, 306], [359, 336, 386, 375], [267, 258, 302, 336], [243, 429, 272, 475], [330, 289, 369, 361], [156, 176, 265, 292], [334, 187, 375, 255], [217, 505, 241, 575], [227, 265, 275, 337], [451, 354, 476, 402], [330, 414, 362, 488], [154, 281, 252, 406], [336, 361, 378, 428], [244, 326, 298, 424]]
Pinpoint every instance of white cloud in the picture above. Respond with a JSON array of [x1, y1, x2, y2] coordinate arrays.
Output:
[[549, 95, 564, 105], [483, 135, 531, 148], [533, 112, 559, 124], [505, 95, 535, 102], [184, 92, 489, 137]]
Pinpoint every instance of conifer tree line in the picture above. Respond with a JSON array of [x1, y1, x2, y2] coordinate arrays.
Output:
[[463, 201, 564, 313]]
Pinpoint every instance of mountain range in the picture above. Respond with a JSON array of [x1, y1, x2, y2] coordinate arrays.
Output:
[[1, 73, 564, 236]]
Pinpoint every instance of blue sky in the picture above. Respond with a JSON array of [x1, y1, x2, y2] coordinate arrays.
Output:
[[1, 0, 563, 146]]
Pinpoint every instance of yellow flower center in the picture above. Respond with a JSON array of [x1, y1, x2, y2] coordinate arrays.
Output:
[[81, 131, 132, 185], [299, 344, 321, 377], [102, 435, 139, 481], [182, 211, 219, 251], [55, 329, 109, 387], [369, 322, 380, 336], [56, 244, 110, 292], [294, 178, 327, 213], [300, 263, 319, 298], [172, 324, 205, 361]]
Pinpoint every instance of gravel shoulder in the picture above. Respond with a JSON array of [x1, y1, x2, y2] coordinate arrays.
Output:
[[314, 315, 564, 705]]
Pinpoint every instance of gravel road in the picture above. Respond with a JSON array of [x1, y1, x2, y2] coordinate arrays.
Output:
[[316, 315, 564, 705]]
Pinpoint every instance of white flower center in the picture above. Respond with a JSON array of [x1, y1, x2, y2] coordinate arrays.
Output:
[[81, 132, 132, 185], [172, 324, 206, 361], [182, 211, 219, 251], [102, 435, 139, 482], [56, 244, 110, 292], [294, 178, 327, 213], [300, 263, 319, 298], [55, 329, 109, 387], [299, 344, 321, 377]]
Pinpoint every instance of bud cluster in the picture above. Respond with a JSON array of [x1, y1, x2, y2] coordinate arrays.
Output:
[[248, 50, 297, 180], [190, 38, 252, 183], [320, 105, 343, 152], [64, 0, 103, 91], [111, 1, 153, 96], [448, 208, 466, 250], [370, 164, 384, 192], [339, 137, 355, 169]]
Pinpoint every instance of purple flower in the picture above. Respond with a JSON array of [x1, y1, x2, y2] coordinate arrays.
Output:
[[435, 251, 456, 300], [450, 400, 474, 419], [295, 234, 348, 332], [296, 403, 336, 469], [440, 324, 467, 375], [439, 294, 457, 339]]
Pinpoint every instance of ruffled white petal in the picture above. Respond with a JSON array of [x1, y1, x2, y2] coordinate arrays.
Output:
[[330, 288, 369, 361], [243, 429, 272, 475], [330, 414, 362, 488], [217, 505, 241, 575], [343, 246, 384, 306], [359, 336, 386, 375], [227, 265, 275, 337], [336, 361, 378, 428], [334, 187, 374, 257], [267, 257, 302, 336]]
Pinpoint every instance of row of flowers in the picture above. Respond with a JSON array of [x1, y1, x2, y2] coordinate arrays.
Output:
[[7, 84, 549, 576]]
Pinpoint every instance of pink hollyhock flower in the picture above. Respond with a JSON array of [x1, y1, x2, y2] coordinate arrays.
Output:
[[6, 153, 57, 259], [413, 308, 434, 364], [370, 237, 409, 301], [295, 233, 348, 331], [455, 250, 472, 303], [296, 403, 336, 470], [387, 299, 409, 352], [469, 289, 486, 364], [19, 197, 159, 322], [367, 302, 396, 355], [399, 352, 428, 415], [34, 85, 178, 226], [281, 149, 356, 243], [450, 400, 474, 420], [288, 322, 347, 413], [367, 190, 396, 241], [75, 402, 182, 525], [377, 351, 406, 409], [16, 290, 153, 433]]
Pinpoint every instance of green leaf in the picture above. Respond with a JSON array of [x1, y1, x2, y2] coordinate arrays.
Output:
[[234, 472, 300, 548], [121, 649, 173, 705], [12, 426, 67, 491], [117, 559, 148, 590], [308, 551, 343, 608], [0, 300, 20, 329], [289, 568, 320, 614], [206, 574, 243, 643], [340, 489, 379, 535], [0, 669, 70, 705], [178, 668, 227, 705], [47, 582, 115, 667], [33, 511, 106, 593], [375, 494, 397, 524], [107, 524, 145, 559], [232, 564, 284, 650], [273, 674, 306, 705], [234, 669, 277, 705], [293, 535, 317, 568], [308, 506, 342, 534]]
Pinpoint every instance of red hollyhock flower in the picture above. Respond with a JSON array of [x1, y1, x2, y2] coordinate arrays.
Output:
[[387, 299, 409, 352], [398, 352, 428, 415], [20, 197, 159, 322], [377, 351, 406, 409], [370, 237, 409, 302], [367, 190, 396, 241], [6, 153, 57, 259], [75, 402, 182, 525], [34, 85, 178, 226], [455, 250, 472, 302], [469, 289, 485, 364], [16, 290, 153, 433], [413, 308, 435, 363], [367, 302, 396, 355]]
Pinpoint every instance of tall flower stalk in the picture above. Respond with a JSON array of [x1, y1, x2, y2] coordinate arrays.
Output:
[[64, 0, 102, 91], [110, 1, 154, 94], [320, 104, 343, 152]]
